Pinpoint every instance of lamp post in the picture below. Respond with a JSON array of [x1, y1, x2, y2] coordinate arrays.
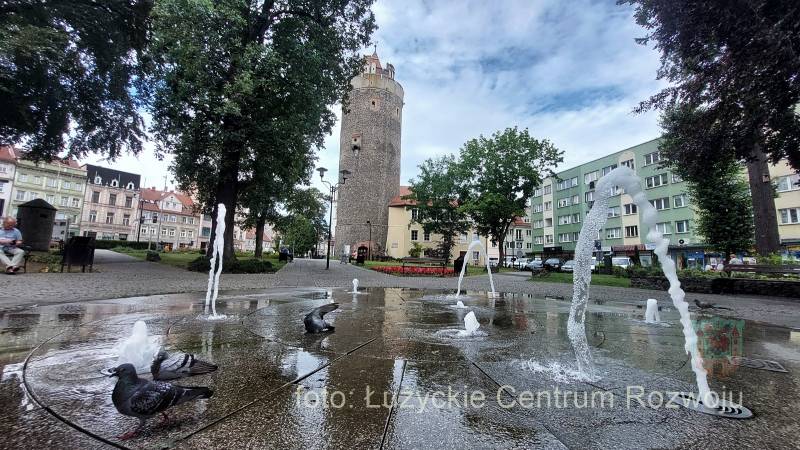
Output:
[[318, 167, 352, 270], [366, 220, 372, 261]]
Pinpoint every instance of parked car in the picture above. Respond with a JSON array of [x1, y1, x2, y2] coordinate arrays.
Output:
[[544, 258, 564, 271], [611, 256, 632, 268], [524, 259, 543, 271], [561, 259, 597, 272]]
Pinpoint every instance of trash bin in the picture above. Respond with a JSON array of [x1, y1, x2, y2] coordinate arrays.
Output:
[[17, 199, 57, 251]]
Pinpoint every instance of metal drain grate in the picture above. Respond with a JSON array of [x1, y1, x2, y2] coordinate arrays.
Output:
[[674, 393, 753, 419], [729, 356, 788, 373]]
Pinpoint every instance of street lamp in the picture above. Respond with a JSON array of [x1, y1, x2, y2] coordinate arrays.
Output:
[[366, 220, 372, 261], [318, 167, 352, 270]]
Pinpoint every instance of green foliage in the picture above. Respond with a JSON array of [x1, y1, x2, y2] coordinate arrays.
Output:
[[187, 256, 275, 274], [145, 250, 161, 262], [454, 127, 562, 265], [756, 253, 799, 266], [408, 242, 424, 258], [279, 215, 318, 255], [624, 0, 800, 169], [406, 155, 471, 262], [95, 240, 151, 250], [0, 0, 152, 161], [147, 0, 376, 261]]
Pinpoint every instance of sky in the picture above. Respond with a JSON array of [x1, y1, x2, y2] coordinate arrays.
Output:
[[82, 0, 666, 194]]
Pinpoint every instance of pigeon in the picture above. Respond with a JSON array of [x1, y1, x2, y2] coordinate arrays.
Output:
[[694, 299, 732, 311], [151, 350, 218, 381], [304, 303, 339, 333], [110, 363, 213, 440]]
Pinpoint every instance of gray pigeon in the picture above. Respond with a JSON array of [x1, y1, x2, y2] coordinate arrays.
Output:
[[110, 363, 213, 440], [304, 303, 339, 333], [151, 350, 218, 381], [694, 299, 732, 310]]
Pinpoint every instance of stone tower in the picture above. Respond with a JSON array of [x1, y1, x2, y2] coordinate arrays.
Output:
[[335, 51, 403, 256]]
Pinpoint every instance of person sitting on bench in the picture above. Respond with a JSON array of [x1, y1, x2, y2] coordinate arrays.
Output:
[[0, 217, 25, 274]]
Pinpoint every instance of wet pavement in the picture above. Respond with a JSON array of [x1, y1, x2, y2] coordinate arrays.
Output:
[[1, 287, 799, 449]]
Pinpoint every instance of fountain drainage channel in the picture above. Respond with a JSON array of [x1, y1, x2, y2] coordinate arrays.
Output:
[[6, 287, 799, 449]]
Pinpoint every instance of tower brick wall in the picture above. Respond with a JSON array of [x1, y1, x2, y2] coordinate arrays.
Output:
[[334, 53, 403, 256]]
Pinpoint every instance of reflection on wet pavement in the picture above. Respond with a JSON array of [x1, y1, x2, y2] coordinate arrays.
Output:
[[0, 287, 798, 449]]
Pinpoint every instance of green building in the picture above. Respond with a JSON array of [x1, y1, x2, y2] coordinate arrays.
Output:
[[530, 138, 707, 268]]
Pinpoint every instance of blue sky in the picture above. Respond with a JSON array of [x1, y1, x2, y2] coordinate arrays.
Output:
[[83, 0, 665, 193]]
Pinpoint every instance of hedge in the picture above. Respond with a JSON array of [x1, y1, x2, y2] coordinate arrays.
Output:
[[93, 239, 151, 250], [187, 256, 276, 274]]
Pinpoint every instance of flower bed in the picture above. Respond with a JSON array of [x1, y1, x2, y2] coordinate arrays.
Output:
[[371, 265, 455, 277]]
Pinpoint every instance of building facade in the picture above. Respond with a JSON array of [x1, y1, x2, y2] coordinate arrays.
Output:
[[80, 164, 141, 240], [334, 51, 404, 257], [10, 157, 86, 240], [0, 147, 17, 216], [772, 161, 800, 256], [138, 188, 202, 249]]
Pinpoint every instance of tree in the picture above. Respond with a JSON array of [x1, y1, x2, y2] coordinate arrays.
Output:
[[622, 0, 800, 255], [0, 0, 152, 161], [147, 0, 375, 262], [687, 157, 754, 258], [279, 215, 318, 256], [405, 155, 471, 263], [455, 127, 562, 266]]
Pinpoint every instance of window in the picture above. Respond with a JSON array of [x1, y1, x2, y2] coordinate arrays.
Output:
[[33, 176, 41, 185], [584, 171, 598, 184], [572, 213, 581, 223], [572, 194, 580, 204], [47, 178, 57, 188], [526, 229, 532, 236], [94, 175, 102, 184], [188, 231, 194, 238], [544, 201, 552, 211], [558, 215, 572, 225], [621, 159, 635, 170], [423, 231, 431, 241], [110, 179, 119, 187], [125, 196, 133, 208], [675, 220, 689, 233], [526, 242, 532, 249], [775, 174, 800, 192], [63, 181, 71, 190], [650, 197, 669, 210], [523, 216, 530, 223], [182, 216, 188, 224], [673, 194, 687, 208], [151, 228, 157, 235], [411, 208, 418, 221], [127, 182, 135, 190], [607, 206, 620, 218], [109, 193, 117, 205], [557, 198, 570, 208], [71, 197, 79, 207], [779, 208, 800, 224], [671, 173, 683, 183], [515, 229, 522, 240], [169, 229, 175, 237], [60, 196, 68, 206], [123, 214, 130, 226], [606, 227, 621, 239], [411, 230, 418, 241], [545, 235, 554, 244], [161, 227, 168, 236], [533, 204, 543, 213], [106, 212, 114, 224], [601, 164, 617, 177], [19, 174, 28, 182], [611, 185, 623, 196], [585, 191, 594, 203], [202, 227, 211, 237], [119, 234, 128, 241], [91, 191, 100, 203], [188, 217, 194, 225], [570, 177, 579, 187], [624, 203, 638, 215], [644, 151, 662, 166], [29, 192, 38, 200], [15, 190, 25, 201], [46, 194, 54, 204], [89, 210, 97, 222], [655, 222, 672, 234], [559, 233, 572, 243], [533, 188, 542, 197], [625, 225, 639, 237], [543, 185, 552, 195], [557, 180, 566, 190], [533, 220, 543, 228], [534, 236, 543, 245], [180, 230, 187, 238], [170, 215, 177, 222], [645, 173, 668, 188], [544, 218, 553, 227]]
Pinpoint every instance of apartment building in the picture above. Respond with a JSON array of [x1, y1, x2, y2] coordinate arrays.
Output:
[[138, 188, 202, 249], [0, 147, 17, 216], [772, 160, 800, 256], [10, 157, 86, 240], [80, 165, 141, 240]]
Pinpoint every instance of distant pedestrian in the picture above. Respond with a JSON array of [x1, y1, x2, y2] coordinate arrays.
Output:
[[728, 254, 743, 265]]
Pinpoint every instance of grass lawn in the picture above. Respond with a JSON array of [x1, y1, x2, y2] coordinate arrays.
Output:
[[530, 270, 631, 288], [113, 248, 286, 271]]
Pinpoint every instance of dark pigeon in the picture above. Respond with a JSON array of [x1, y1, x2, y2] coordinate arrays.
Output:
[[110, 363, 213, 440], [304, 303, 339, 333], [151, 350, 218, 381], [694, 299, 732, 310]]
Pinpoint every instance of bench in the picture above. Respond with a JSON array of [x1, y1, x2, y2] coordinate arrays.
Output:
[[400, 257, 447, 273], [4, 245, 32, 273], [723, 264, 800, 277]]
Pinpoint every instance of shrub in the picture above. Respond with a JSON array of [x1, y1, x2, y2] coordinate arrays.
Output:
[[146, 251, 161, 262], [371, 265, 454, 277], [187, 256, 276, 274], [93, 240, 151, 250]]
